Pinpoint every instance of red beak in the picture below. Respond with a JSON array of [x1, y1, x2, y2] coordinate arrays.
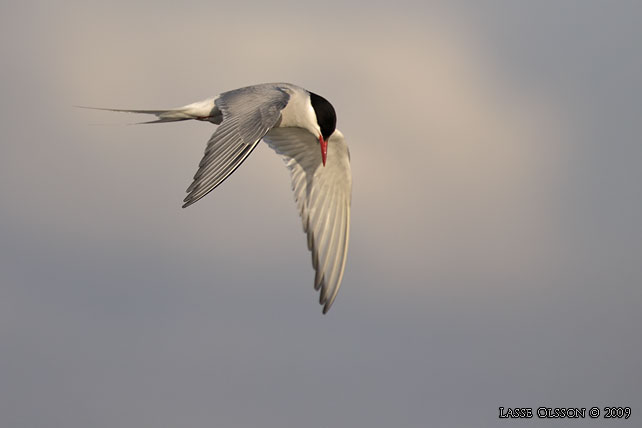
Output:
[[319, 135, 327, 166]]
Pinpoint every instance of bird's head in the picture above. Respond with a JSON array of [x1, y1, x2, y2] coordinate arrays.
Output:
[[309, 92, 336, 166]]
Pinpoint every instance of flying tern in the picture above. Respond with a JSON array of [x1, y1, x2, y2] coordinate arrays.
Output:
[[86, 83, 351, 313]]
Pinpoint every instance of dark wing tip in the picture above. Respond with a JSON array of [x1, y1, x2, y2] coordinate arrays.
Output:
[[182, 192, 202, 208], [322, 302, 332, 314]]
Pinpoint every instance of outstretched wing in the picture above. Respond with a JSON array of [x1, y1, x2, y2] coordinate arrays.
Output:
[[263, 128, 352, 314], [183, 85, 290, 207]]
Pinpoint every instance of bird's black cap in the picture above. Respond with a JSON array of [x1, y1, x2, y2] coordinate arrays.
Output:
[[309, 92, 336, 141]]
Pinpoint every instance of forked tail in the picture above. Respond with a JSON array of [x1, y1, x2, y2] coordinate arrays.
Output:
[[76, 98, 221, 124]]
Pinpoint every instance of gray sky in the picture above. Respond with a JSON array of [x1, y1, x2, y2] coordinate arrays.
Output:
[[1, 1, 640, 427]]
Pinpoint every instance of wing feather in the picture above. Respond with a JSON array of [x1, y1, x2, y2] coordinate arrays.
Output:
[[263, 128, 352, 313], [183, 84, 290, 208]]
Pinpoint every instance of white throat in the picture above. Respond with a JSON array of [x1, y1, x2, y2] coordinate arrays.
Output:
[[278, 90, 321, 138]]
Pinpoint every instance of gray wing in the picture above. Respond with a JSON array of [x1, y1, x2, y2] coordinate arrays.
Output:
[[182, 85, 290, 207], [263, 128, 352, 314]]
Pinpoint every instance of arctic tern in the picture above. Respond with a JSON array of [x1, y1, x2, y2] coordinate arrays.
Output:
[[85, 83, 351, 314]]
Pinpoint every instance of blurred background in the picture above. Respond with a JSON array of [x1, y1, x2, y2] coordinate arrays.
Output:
[[1, 1, 640, 427]]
